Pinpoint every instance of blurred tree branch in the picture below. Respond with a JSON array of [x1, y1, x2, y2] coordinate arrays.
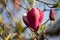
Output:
[[37, 0, 53, 5], [46, 19, 60, 36], [15, 2, 29, 10]]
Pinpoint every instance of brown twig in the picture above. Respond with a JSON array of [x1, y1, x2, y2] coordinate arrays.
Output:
[[43, 19, 50, 25], [28, 26, 48, 40], [37, 0, 53, 5], [37, 0, 54, 8], [6, 7, 16, 22], [15, 2, 29, 10], [35, 32, 48, 40]]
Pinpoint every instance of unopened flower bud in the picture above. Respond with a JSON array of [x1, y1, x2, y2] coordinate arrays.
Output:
[[23, 8, 44, 31], [49, 9, 55, 21]]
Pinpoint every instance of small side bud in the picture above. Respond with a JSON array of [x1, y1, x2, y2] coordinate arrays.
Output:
[[49, 9, 55, 21]]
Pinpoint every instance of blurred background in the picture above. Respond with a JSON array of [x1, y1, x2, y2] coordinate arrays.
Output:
[[0, 0, 60, 40]]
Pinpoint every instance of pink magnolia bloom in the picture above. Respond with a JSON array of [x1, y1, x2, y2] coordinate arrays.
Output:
[[49, 9, 55, 21], [23, 8, 44, 31]]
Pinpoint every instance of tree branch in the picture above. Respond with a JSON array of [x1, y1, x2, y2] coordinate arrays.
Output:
[[37, 0, 53, 5], [15, 2, 29, 10], [43, 19, 50, 25], [37, 0, 54, 8]]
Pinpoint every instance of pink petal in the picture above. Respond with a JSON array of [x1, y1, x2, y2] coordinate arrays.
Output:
[[37, 8, 44, 26], [27, 8, 40, 30], [23, 16, 30, 27]]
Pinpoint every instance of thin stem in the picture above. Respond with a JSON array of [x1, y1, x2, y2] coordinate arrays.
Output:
[[15, 2, 29, 10], [35, 32, 48, 40], [6, 33, 17, 40], [6, 7, 16, 22], [29, 27, 48, 40], [37, 0, 53, 5], [43, 19, 50, 25], [37, 0, 54, 8]]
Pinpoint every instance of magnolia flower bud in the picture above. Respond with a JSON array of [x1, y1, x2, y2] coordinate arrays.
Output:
[[49, 9, 55, 21], [23, 8, 44, 31]]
